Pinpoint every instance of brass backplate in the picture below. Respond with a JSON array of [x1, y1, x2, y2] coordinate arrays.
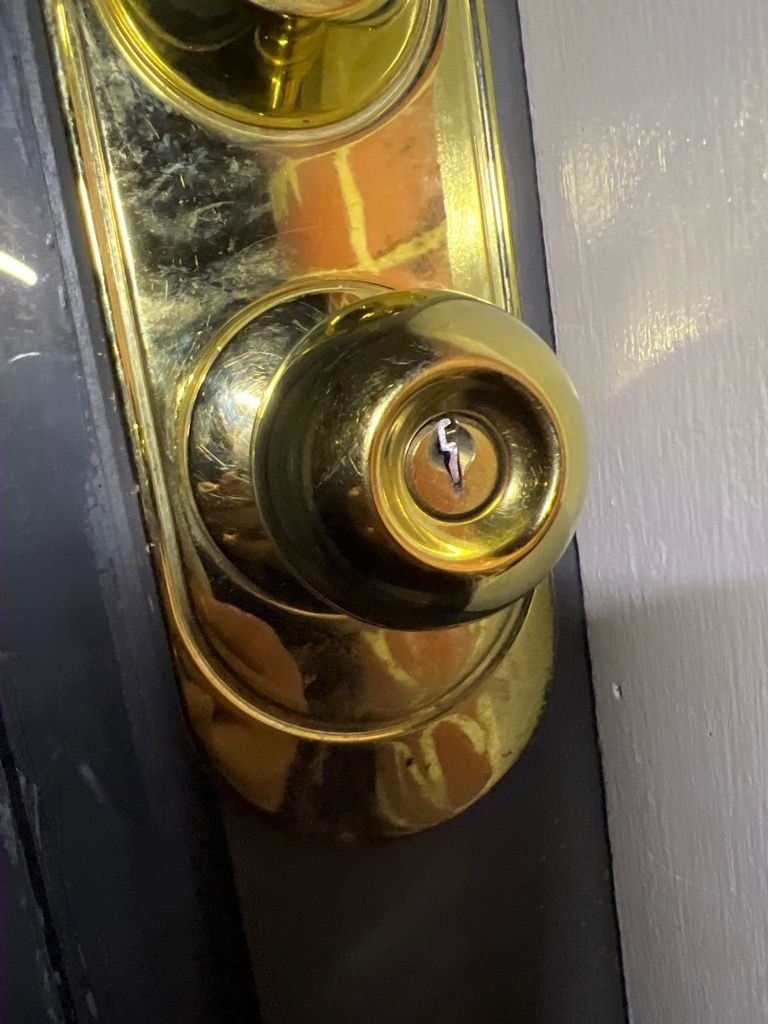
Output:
[[45, 0, 555, 838]]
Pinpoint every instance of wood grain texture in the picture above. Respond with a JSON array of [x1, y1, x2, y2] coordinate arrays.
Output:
[[517, 1, 768, 1021]]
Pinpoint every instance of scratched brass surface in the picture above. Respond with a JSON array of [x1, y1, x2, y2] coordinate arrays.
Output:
[[46, 0, 561, 837]]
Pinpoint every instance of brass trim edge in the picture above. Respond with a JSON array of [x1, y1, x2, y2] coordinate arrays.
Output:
[[472, 0, 520, 316]]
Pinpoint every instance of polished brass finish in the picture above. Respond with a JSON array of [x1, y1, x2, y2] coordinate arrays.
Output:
[[253, 14, 325, 115], [45, 0, 577, 836], [251, 289, 586, 629], [182, 578, 553, 836], [120, 0, 258, 49], [92, 0, 442, 136]]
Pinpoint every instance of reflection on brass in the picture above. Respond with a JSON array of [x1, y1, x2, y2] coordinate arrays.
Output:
[[45, 0, 586, 837], [186, 283, 382, 612], [183, 579, 552, 837], [92, 0, 442, 136]]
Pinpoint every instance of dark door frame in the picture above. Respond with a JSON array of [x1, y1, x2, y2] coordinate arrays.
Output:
[[1, 3, 257, 1020]]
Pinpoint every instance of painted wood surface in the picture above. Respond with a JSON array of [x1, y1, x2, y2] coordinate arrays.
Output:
[[517, 1, 768, 1020]]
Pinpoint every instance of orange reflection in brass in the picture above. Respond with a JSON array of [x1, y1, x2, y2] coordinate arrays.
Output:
[[376, 583, 553, 834], [182, 578, 552, 836]]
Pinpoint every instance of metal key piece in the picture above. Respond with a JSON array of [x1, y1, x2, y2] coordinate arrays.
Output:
[[435, 416, 463, 490]]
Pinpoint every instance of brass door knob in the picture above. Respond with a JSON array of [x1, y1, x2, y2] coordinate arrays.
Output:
[[189, 289, 587, 631]]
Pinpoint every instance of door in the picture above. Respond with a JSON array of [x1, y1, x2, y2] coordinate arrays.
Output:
[[518, 1, 768, 1022], [0, 1, 625, 1021]]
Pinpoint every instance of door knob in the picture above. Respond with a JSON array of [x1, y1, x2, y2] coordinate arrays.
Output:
[[189, 288, 587, 631]]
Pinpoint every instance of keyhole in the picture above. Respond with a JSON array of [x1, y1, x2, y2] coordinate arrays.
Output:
[[435, 416, 463, 490]]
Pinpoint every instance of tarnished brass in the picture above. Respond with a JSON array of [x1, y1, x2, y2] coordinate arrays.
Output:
[[91, 0, 442, 135], [44, 0, 587, 837]]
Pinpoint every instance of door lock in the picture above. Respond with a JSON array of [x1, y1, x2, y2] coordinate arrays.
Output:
[[45, 0, 587, 838]]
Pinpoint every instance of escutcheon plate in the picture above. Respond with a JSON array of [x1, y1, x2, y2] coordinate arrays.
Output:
[[44, 0, 554, 837]]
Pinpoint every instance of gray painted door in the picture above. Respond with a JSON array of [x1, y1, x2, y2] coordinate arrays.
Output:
[[519, 0, 768, 1021]]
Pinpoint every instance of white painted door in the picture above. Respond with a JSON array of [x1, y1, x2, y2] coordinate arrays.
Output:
[[518, 1, 768, 1021]]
